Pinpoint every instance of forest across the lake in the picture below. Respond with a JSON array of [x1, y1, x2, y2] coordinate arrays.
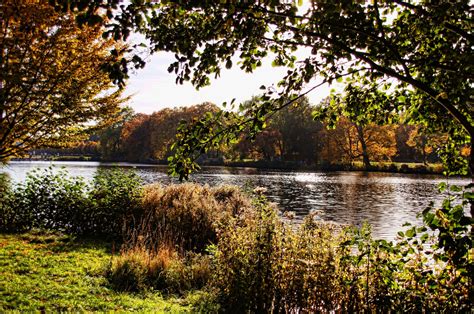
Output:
[[23, 99, 468, 176]]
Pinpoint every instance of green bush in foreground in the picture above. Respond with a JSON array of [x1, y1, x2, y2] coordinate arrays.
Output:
[[0, 167, 143, 237], [0, 168, 90, 233], [88, 168, 143, 236]]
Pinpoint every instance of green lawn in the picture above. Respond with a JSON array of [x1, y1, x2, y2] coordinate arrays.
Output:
[[0, 232, 196, 312]]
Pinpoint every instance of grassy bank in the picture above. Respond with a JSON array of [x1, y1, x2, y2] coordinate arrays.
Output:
[[0, 231, 195, 312]]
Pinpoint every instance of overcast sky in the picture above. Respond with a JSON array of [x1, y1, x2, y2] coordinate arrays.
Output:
[[124, 51, 335, 114]]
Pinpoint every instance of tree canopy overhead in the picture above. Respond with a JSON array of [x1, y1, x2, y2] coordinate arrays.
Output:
[[0, 0, 127, 162], [50, 0, 473, 177]]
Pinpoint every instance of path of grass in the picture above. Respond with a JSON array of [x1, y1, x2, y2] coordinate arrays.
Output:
[[0, 232, 195, 312]]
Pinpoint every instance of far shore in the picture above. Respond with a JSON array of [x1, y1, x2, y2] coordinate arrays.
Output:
[[10, 156, 447, 176]]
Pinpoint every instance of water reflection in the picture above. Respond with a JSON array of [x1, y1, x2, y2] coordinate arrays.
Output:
[[1, 161, 469, 240]]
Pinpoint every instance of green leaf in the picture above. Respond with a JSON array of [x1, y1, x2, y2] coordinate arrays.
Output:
[[420, 233, 429, 242], [464, 192, 474, 200], [405, 228, 416, 238], [449, 185, 462, 192], [438, 182, 447, 192]]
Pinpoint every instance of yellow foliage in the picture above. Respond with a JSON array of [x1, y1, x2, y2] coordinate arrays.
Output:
[[322, 118, 397, 164], [0, 0, 127, 161]]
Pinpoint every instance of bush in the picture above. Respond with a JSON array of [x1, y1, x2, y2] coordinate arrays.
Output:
[[211, 196, 279, 313], [110, 183, 253, 295], [210, 198, 356, 313], [399, 164, 410, 173], [162, 252, 212, 293], [0, 173, 20, 233], [88, 168, 143, 237], [108, 246, 175, 292], [210, 188, 473, 312], [0, 167, 143, 237], [1, 167, 90, 233], [413, 164, 428, 173]]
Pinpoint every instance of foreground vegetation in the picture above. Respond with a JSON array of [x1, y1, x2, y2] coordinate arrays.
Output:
[[0, 168, 472, 312], [0, 231, 193, 312]]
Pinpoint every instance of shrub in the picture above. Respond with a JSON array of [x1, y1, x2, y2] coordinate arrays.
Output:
[[0, 173, 16, 232], [2, 167, 90, 233], [0, 167, 143, 237], [399, 164, 410, 173], [211, 196, 279, 313], [88, 168, 143, 237], [209, 188, 473, 312], [273, 217, 354, 312], [413, 164, 428, 173], [163, 252, 212, 294], [210, 199, 356, 313], [110, 183, 252, 295], [107, 247, 154, 292], [108, 244, 181, 293]]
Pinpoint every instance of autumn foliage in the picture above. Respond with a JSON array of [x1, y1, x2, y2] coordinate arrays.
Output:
[[0, 0, 127, 162], [90, 98, 453, 169]]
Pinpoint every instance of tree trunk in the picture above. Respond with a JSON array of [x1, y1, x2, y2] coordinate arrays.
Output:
[[470, 135, 473, 218], [356, 124, 371, 170], [421, 136, 428, 166]]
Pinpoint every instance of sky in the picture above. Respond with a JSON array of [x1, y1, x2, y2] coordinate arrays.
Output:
[[125, 51, 334, 114], [123, 1, 339, 114]]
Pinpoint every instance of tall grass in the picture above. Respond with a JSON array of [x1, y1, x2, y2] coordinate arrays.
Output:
[[124, 183, 252, 253], [109, 183, 252, 293]]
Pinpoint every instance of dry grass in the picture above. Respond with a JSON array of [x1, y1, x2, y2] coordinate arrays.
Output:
[[125, 183, 252, 253], [109, 183, 252, 294]]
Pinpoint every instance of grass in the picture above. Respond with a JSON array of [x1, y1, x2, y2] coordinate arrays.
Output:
[[0, 231, 198, 312]]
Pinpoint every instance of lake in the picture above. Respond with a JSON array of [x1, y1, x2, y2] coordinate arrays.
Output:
[[1, 161, 470, 240]]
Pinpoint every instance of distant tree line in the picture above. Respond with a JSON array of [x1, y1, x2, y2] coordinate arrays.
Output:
[[31, 97, 470, 170]]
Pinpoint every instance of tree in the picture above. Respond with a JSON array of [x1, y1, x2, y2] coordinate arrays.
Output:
[[120, 113, 151, 162], [234, 95, 322, 163], [148, 103, 219, 160], [323, 117, 397, 169], [49, 1, 472, 179], [234, 128, 282, 161], [118, 103, 220, 162], [0, 0, 127, 162], [97, 107, 134, 160], [406, 126, 447, 165], [393, 125, 418, 163], [271, 97, 323, 163]]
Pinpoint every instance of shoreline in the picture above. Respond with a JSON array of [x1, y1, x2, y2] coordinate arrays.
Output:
[[10, 156, 448, 176]]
